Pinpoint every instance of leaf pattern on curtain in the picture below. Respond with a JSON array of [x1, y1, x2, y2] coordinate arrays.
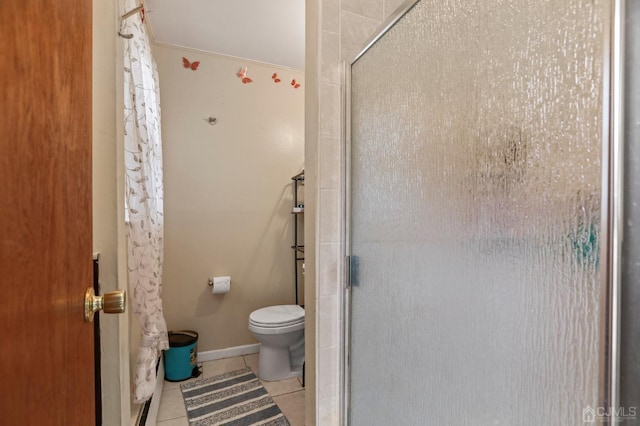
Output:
[[122, 0, 169, 404]]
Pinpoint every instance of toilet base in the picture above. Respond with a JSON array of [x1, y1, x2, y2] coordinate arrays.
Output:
[[257, 344, 303, 382]]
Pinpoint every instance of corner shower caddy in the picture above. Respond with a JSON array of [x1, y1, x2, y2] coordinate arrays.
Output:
[[291, 170, 304, 306]]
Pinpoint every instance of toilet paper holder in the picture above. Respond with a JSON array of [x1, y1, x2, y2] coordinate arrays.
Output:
[[208, 277, 230, 286], [208, 276, 231, 294]]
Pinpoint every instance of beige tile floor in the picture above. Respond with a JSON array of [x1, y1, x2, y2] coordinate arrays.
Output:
[[157, 354, 305, 425]]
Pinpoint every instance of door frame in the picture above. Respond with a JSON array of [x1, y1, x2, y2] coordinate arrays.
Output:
[[340, 0, 626, 423], [603, 0, 625, 414], [91, 0, 132, 422]]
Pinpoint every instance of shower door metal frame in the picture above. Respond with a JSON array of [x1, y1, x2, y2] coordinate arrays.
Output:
[[340, 0, 626, 423]]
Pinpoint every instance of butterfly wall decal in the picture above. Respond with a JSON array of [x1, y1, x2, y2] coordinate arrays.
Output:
[[237, 67, 253, 84], [182, 57, 200, 71], [272, 73, 281, 83], [290, 79, 301, 89]]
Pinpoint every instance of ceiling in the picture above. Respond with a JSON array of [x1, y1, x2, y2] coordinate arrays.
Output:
[[144, 0, 305, 70]]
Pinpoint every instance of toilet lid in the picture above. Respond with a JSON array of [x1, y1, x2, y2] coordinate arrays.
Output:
[[249, 305, 305, 327]]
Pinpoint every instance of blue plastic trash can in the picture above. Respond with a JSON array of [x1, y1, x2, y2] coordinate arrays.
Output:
[[164, 330, 198, 382]]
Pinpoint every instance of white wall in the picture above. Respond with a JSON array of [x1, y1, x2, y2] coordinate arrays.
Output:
[[154, 44, 305, 351]]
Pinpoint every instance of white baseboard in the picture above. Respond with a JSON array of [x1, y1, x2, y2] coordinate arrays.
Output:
[[197, 343, 260, 362]]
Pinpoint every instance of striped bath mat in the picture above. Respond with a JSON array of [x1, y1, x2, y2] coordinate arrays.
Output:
[[180, 367, 290, 426]]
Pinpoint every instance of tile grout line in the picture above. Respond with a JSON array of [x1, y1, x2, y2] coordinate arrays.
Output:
[[272, 388, 306, 398]]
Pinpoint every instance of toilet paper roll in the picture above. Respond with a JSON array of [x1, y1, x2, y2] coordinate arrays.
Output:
[[211, 276, 231, 294]]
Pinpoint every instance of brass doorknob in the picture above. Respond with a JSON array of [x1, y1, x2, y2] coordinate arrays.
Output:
[[84, 287, 126, 322]]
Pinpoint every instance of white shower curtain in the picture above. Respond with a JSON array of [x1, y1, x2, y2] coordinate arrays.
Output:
[[122, 0, 169, 404]]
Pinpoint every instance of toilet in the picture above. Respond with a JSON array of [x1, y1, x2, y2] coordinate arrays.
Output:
[[248, 304, 305, 381]]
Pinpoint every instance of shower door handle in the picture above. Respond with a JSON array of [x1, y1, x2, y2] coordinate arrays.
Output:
[[84, 287, 126, 322]]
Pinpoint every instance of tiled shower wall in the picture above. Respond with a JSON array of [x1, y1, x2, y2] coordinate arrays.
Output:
[[309, 0, 408, 424]]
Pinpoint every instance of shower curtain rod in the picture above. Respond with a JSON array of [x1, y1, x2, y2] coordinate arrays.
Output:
[[118, 5, 143, 39], [122, 5, 143, 20]]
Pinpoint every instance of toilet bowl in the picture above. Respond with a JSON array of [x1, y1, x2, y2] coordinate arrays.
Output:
[[248, 305, 305, 381]]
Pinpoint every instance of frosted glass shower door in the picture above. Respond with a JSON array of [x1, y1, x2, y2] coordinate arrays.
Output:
[[347, 0, 611, 424]]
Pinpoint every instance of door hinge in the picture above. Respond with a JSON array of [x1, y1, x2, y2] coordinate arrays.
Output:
[[344, 255, 359, 289], [344, 255, 351, 289]]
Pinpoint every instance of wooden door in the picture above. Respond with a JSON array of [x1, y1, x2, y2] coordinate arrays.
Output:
[[0, 0, 94, 424]]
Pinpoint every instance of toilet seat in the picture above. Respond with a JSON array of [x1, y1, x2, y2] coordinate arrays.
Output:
[[249, 305, 305, 328]]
